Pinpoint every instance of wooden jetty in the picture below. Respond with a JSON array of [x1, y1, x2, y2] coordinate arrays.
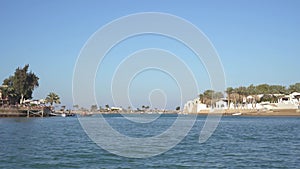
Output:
[[0, 106, 52, 117]]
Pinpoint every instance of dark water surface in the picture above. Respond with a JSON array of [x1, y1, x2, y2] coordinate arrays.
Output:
[[0, 115, 299, 168]]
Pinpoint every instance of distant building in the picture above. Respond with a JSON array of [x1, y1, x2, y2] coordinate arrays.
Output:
[[183, 98, 209, 113], [215, 99, 228, 109], [23, 99, 45, 106], [183, 92, 300, 112], [110, 107, 122, 111]]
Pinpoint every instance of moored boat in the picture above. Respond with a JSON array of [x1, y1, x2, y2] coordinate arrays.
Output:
[[232, 112, 242, 116]]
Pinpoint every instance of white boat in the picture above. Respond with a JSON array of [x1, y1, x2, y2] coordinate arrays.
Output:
[[61, 113, 66, 117], [232, 112, 242, 116]]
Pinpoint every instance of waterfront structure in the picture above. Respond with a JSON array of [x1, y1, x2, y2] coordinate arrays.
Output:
[[215, 99, 228, 109], [23, 99, 45, 106], [0, 106, 52, 117], [110, 107, 123, 111], [183, 98, 209, 113], [184, 92, 300, 113]]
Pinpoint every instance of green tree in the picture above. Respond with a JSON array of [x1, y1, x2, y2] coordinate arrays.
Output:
[[235, 86, 248, 103], [288, 83, 300, 93], [73, 104, 79, 110], [198, 93, 204, 103], [90, 105, 98, 112], [1, 83, 17, 104], [269, 85, 287, 94], [45, 92, 61, 106], [261, 94, 277, 103], [201, 90, 224, 106], [175, 106, 180, 111], [226, 87, 234, 108], [2, 64, 39, 104], [214, 91, 224, 100], [246, 84, 256, 95], [256, 84, 270, 94]]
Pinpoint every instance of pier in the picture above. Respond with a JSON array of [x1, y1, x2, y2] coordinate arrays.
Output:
[[0, 106, 52, 117]]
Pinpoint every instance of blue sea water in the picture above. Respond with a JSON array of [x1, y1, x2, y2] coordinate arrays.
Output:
[[0, 115, 299, 168]]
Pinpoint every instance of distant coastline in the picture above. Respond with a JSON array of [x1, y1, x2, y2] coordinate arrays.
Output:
[[67, 109, 300, 117], [1, 65, 299, 118], [1, 107, 300, 117]]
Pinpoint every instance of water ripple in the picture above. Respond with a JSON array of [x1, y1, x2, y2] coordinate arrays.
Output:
[[0, 116, 299, 168]]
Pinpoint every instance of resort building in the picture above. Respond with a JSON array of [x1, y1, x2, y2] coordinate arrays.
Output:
[[215, 99, 235, 109], [184, 92, 300, 113], [183, 98, 209, 113]]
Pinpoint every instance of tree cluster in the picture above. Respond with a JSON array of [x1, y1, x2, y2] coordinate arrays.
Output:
[[1, 64, 39, 105], [199, 90, 224, 105], [199, 83, 300, 105]]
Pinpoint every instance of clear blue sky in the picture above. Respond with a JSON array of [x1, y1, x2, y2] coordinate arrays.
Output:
[[1, 0, 299, 109]]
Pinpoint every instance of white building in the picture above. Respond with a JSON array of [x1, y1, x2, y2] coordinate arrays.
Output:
[[23, 99, 45, 105], [183, 98, 209, 113], [215, 99, 228, 109], [184, 92, 300, 112], [274, 93, 299, 109], [110, 107, 123, 111], [256, 93, 300, 110]]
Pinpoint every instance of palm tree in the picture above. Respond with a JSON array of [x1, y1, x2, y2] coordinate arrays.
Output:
[[45, 92, 61, 107], [199, 94, 204, 103], [226, 87, 234, 109], [231, 93, 239, 108], [201, 90, 223, 107], [235, 86, 248, 104]]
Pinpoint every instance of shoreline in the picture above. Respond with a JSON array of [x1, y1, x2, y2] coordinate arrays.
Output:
[[1, 108, 300, 117], [0, 106, 53, 117], [71, 109, 300, 117]]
